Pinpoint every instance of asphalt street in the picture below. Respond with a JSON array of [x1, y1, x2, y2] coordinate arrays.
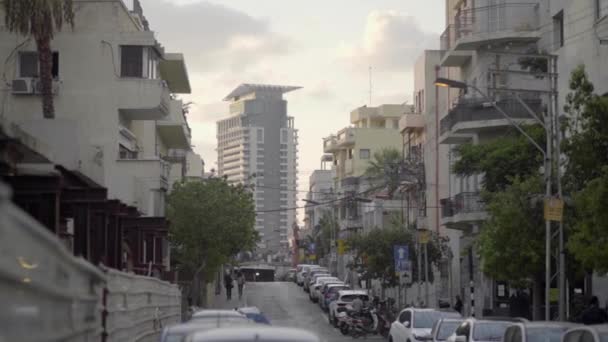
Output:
[[210, 281, 383, 342]]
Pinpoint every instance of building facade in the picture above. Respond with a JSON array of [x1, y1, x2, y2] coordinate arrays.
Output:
[[0, 0, 200, 277], [217, 84, 300, 257]]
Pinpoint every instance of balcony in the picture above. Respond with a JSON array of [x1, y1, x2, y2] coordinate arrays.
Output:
[[440, 192, 487, 231], [117, 79, 171, 120], [440, 2, 540, 66], [156, 98, 191, 149], [399, 113, 425, 133], [159, 53, 191, 94], [116, 158, 171, 192], [439, 95, 541, 144], [336, 127, 356, 147], [323, 135, 338, 153]]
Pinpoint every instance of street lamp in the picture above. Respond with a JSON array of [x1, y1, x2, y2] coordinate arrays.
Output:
[[435, 77, 561, 321]]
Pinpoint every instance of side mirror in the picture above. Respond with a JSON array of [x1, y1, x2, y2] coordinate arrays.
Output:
[[455, 336, 467, 342], [402, 321, 410, 328]]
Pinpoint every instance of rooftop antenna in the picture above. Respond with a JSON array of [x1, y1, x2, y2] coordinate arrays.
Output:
[[369, 66, 373, 106]]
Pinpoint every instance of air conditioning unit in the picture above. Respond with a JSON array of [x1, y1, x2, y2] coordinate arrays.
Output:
[[11, 78, 36, 94], [33, 79, 60, 95]]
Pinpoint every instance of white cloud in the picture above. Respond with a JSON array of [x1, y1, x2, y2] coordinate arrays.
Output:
[[142, 0, 290, 73], [338, 10, 437, 72]]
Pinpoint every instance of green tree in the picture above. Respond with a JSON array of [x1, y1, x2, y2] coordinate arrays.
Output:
[[562, 65, 608, 273], [477, 176, 545, 287], [347, 224, 445, 290], [365, 148, 403, 198], [3, 0, 75, 118], [167, 178, 258, 305]]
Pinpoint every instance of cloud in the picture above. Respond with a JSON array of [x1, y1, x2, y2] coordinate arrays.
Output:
[[338, 10, 437, 72], [142, 0, 290, 72], [305, 82, 335, 101]]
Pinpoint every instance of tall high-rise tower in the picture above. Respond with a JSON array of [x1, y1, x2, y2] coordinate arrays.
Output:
[[217, 84, 300, 256]]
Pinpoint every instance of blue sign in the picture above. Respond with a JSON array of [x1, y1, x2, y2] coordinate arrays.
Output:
[[394, 245, 410, 273], [309, 243, 316, 253]]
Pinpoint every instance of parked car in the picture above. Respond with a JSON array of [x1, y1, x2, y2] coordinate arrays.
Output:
[[429, 318, 465, 342], [562, 325, 608, 342], [389, 308, 462, 342], [328, 290, 370, 327], [320, 283, 350, 311], [237, 307, 271, 325], [503, 321, 579, 342], [186, 326, 321, 342], [191, 309, 248, 322], [309, 277, 340, 302], [445, 318, 514, 342], [161, 319, 253, 342], [296, 264, 315, 286], [304, 270, 330, 293]]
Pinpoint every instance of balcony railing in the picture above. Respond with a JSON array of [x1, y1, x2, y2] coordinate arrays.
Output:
[[440, 95, 542, 135], [440, 2, 540, 52], [441, 192, 485, 218]]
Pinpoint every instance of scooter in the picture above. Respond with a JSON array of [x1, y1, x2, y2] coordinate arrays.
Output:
[[344, 307, 379, 338]]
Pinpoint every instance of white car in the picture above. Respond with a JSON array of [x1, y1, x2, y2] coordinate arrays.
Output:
[[389, 308, 461, 342], [162, 318, 252, 342], [309, 277, 340, 302], [187, 326, 321, 342], [445, 318, 514, 342], [328, 290, 369, 327], [319, 283, 350, 311], [429, 318, 465, 342], [296, 264, 315, 286], [503, 321, 579, 342], [305, 270, 330, 292], [562, 325, 608, 342]]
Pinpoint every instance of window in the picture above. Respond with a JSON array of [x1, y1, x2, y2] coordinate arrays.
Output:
[[121, 46, 143, 77], [119, 145, 138, 159], [553, 11, 564, 49], [599, 0, 608, 19], [258, 128, 264, 142], [398, 310, 412, 325], [455, 322, 470, 339], [281, 129, 288, 143], [360, 149, 371, 159], [18, 51, 59, 78], [473, 322, 511, 341]]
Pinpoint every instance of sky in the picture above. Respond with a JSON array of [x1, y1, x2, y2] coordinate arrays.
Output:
[[141, 0, 446, 209]]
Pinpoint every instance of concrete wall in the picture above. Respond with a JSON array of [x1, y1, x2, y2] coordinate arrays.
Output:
[[0, 183, 105, 341], [104, 268, 181, 342]]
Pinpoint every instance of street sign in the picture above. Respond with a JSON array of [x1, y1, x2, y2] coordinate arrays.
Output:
[[309, 243, 316, 253], [544, 197, 564, 222], [418, 230, 431, 244], [394, 245, 410, 273]]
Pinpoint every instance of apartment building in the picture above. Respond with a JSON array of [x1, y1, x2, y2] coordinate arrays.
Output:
[[303, 156, 335, 231], [217, 84, 300, 256], [437, 0, 608, 316], [0, 0, 198, 276]]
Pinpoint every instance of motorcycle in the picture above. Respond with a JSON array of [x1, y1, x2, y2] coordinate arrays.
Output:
[[375, 300, 395, 338], [342, 307, 379, 338]]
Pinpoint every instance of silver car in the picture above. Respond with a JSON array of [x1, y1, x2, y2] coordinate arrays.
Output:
[[186, 326, 321, 342], [503, 321, 579, 342], [191, 309, 248, 321], [562, 325, 608, 342], [161, 318, 253, 342], [428, 318, 465, 342]]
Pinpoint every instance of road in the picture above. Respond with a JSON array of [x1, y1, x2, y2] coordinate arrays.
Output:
[[210, 281, 382, 342]]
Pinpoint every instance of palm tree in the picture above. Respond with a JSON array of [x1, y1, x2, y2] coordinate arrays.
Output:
[[364, 148, 403, 198], [3, 0, 75, 118]]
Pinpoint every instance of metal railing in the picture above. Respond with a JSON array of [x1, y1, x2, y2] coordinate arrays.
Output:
[[441, 192, 485, 218], [440, 2, 540, 51], [440, 95, 542, 135]]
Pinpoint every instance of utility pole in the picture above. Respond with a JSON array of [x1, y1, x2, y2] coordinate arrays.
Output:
[[424, 241, 429, 307]]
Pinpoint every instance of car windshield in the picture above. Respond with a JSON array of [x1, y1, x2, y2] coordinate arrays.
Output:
[[438, 322, 463, 340], [473, 322, 512, 341], [164, 333, 187, 342], [414, 312, 461, 329], [330, 286, 348, 293], [526, 327, 570, 342], [600, 333, 608, 342]]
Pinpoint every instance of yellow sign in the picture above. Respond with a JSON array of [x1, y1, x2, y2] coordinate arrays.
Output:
[[544, 197, 564, 222], [338, 240, 347, 255], [309, 254, 317, 261], [549, 288, 559, 303], [418, 230, 431, 244]]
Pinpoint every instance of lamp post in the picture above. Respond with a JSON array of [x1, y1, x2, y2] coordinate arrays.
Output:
[[435, 77, 561, 321]]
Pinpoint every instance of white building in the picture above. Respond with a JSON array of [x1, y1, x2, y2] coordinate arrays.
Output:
[[304, 156, 335, 231], [217, 84, 301, 255], [438, 0, 608, 316], [0, 0, 201, 272]]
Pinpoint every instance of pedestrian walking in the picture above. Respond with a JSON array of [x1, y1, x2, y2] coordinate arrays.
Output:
[[237, 270, 246, 300], [454, 295, 463, 314], [580, 296, 608, 325], [224, 270, 234, 300]]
